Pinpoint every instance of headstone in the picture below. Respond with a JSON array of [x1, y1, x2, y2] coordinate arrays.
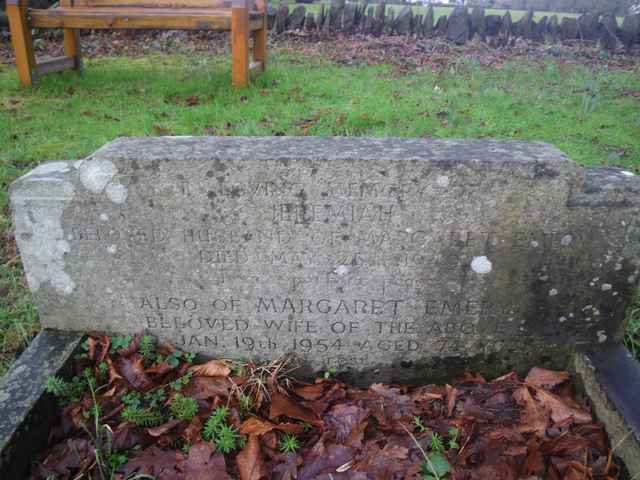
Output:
[[516, 9, 534, 40], [393, 5, 413, 35], [599, 14, 624, 51], [423, 5, 434, 37], [502, 11, 512, 38], [561, 17, 579, 40], [266, 4, 277, 30], [287, 5, 306, 31], [471, 7, 486, 40], [620, 14, 640, 47], [275, 2, 289, 34], [578, 12, 599, 41], [342, 2, 357, 32], [373, 2, 385, 36], [547, 14, 559, 42], [414, 14, 423, 37], [535, 16, 548, 42], [435, 14, 448, 37], [385, 9, 395, 34], [485, 14, 502, 37], [329, 0, 345, 29], [10, 137, 640, 382], [304, 12, 316, 31], [364, 6, 375, 34], [446, 6, 470, 44]]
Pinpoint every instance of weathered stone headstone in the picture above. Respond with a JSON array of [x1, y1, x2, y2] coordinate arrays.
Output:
[[561, 16, 579, 40], [275, 2, 288, 34], [435, 14, 448, 37], [422, 5, 434, 37], [373, 1, 385, 36], [342, 2, 357, 32], [304, 12, 316, 31], [287, 5, 306, 31], [10, 137, 640, 382], [547, 14, 559, 42], [485, 14, 502, 37], [471, 7, 486, 40], [329, 0, 345, 29], [446, 6, 470, 44], [599, 14, 623, 51], [577, 12, 599, 40], [393, 5, 412, 35], [620, 14, 640, 47]]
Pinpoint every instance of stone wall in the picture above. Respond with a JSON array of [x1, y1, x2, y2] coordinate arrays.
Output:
[[269, 1, 640, 50]]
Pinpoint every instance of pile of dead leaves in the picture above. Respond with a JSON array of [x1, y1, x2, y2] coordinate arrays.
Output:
[[33, 331, 620, 479]]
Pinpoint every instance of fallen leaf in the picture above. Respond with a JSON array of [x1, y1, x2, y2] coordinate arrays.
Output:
[[240, 417, 277, 436], [184, 442, 231, 480], [269, 391, 323, 427], [189, 359, 231, 377], [116, 353, 153, 390], [237, 435, 269, 480], [534, 388, 592, 424], [525, 367, 570, 391], [513, 386, 548, 435], [147, 419, 181, 437]]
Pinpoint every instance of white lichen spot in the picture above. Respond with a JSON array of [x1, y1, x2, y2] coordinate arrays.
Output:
[[620, 170, 634, 177], [105, 181, 128, 204], [436, 175, 450, 188], [628, 275, 637, 284], [539, 274, 549, 282], [12, 179, 76, 296], [549, 288, 558, 296], [601, 283, 612, 291], [107, 244, 118, 254], [99, 213, 109, 222], [613, 291, 619, 296], [530, 241, 539, 248], [558, 316, 567, 323], [471, 256, 492, 274], [569, 313, 575, 318], [560, 234, 573, 246], [334, 265, 349, 276], [597, 331, 607, 343], [79, 159, 117, 194], [615, 263, 622, 271]]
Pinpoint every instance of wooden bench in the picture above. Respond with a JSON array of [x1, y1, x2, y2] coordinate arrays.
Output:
[[6, 0, 267, 87]]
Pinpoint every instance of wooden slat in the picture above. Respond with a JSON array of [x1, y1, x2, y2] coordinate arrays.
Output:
[[252, 12, 266, 71], [66, 0, 257, 10], [29, 7, 264, 30], [63, 29, 82, 69], [33, 56, 76, 77]]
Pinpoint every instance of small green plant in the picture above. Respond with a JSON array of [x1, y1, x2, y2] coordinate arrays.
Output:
[[110, 335, 133, 354], [170, 393, 199, 421], [413, 416, 427, 433], [121, 391, 165, 427], [216, 423, 240, 454], [447, 427, 460, 450], [139, 335, 156, 361], [430, 433, 445, 454], [323, 367, 337, 379], [239, 393, 252, 414], [301, 421, 313, 433], [279, 433, 300, 453], [170, 371, 193, 391], [202, 406, 242, 453]]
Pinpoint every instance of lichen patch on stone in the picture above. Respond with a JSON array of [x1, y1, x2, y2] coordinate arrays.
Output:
[[471, 256, 492, 274]]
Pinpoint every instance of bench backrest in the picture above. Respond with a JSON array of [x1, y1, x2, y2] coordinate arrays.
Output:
[[60, 0, 263, 9]]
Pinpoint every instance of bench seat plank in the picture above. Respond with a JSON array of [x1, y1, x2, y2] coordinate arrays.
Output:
[[29, 7, 264, 30]]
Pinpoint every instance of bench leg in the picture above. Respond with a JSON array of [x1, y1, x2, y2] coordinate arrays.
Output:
[[6, 0, 36, 86], [253, 15, 267, 73], [63, 29, 83, 71], [231, 5, 249, 88]]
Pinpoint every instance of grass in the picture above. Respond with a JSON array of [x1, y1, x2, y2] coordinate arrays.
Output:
[[1, 50, 639, 373]]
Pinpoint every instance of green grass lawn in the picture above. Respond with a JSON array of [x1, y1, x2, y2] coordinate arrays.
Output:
[[1, 51, 639, 373]]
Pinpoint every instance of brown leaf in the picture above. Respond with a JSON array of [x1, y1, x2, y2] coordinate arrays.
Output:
[[534, 388, 592, 424], [525, 367, 570, 391], [120, 446, 185, 479], [269, 391, 323, 427], [153, 123, 170, 135], [324, 404, 369, 448], [147, 419, 181, 437], [446, 384, 458, 417], [184, 442, 231, 480], [237, 435, 269, 480], [189, 359, 231, 377], [119, 331, 145, 357], [513, 386, 548, 435], [182, 416, 203, 444], [294, 382, 327, 401], [181, 376, 231, 401], [146, 361, 174, 376], [116, 353, 153, 390], [240, 417, 277, 436]]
